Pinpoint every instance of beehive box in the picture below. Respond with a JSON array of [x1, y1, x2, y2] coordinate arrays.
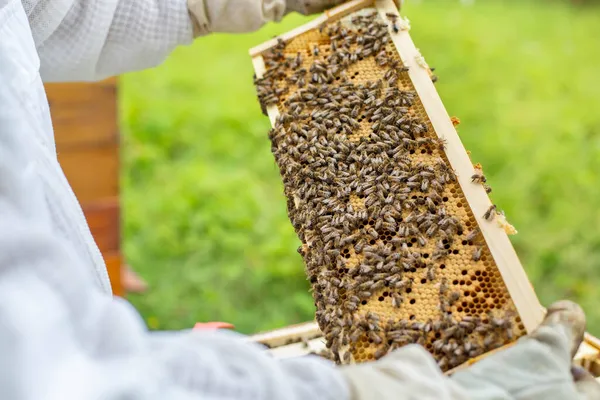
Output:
[[250, 0, 546, 371], [45, 79, 123, 296]]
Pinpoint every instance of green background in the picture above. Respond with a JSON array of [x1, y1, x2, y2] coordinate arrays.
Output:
[[121, 0, 600, 335]]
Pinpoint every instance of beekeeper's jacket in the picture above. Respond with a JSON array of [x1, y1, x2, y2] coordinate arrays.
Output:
[[0, 0, 349, 398]]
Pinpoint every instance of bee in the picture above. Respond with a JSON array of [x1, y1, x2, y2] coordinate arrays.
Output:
[[461, 316, 479, 324], [391, 292, 403, 308], [368, 331, 383, 344], [370, 280, 385, 291], [373, 273, 389, 281], [439, 278, 449, 295], [465, 228, 480, 243], [328, 326, 342, 339], [432, 320, 443, 332], [463, 341, 474, 353], [342, 351, 352, 363], [505, 327, 514, 341], [433, 339, 445, 352], [472, 246, 483, 262], [483, 334, 497, 349], [475, 324, 490, 334], [483, 205, 497, 220], [491, 316, 511, 329], [358, 264, 373, 274], [426, 264, 437, 281], [349, 328, 363, 344], [354, 239, 366, 253], [367, 320, 380, 332], [448, 291, 461, 305], [438, 357, 449, 370], [431, 249, 448, 261], [367, 228, 379, 239], [326, 249, 340, 257], [471, 172, 486, 184], [454, 346, 464, 357], [443, 325, 458, 340], [340, 232, 361, 246], [330, 340, 340, 356], [426, 224, 439, 238], [484, 184, 492, 194], [366, 311, 380, 322]]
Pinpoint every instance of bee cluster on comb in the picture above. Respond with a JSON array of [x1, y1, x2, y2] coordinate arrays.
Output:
[[252, 5, 527, 371]]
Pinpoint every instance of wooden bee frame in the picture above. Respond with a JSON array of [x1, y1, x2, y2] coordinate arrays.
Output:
[[252, 0, 542, 332], [249, 0, 597, 371]]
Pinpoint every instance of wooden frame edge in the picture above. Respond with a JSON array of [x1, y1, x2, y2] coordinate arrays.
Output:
[[249, 0, 373, 57], [251, 321, 321, 346], [374, 0, 544, 332]]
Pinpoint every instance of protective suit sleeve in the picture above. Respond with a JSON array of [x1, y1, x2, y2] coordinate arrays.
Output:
[[23, 0, 195, 81], [23, 0, 343, 81]]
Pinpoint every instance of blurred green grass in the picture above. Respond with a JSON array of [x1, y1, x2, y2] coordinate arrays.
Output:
[[121, 0, 600, 334]]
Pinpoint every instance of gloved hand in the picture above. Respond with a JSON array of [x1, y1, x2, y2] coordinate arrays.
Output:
[[187, 0, 401, 36], [338, 300, 600, 400], [451, 301, 600, 400], [187, 0, 344, 36]]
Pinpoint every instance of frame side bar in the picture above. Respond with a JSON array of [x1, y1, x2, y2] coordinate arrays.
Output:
[[375, 0, 544, 332], [251, 55, 281, 125]]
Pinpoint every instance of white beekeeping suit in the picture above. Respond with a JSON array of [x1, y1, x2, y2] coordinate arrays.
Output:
[[0, 0, 599, 398]]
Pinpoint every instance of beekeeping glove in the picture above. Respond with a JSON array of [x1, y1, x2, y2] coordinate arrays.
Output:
[[186, 0, 341, 35], [340, 344, 470, 399], [339, 300, 600, 400], [187, 0, 402, 36], [451, 300, 600, 400]]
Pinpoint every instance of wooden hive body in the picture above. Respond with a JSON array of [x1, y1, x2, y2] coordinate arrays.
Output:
[[45, 79, 123, 296], [250, 0, 547, 371]]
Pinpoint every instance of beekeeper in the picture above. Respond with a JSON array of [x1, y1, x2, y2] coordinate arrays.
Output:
[[1, 0, 599, 398]]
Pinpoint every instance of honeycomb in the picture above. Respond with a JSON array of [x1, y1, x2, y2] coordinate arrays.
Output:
[[253, 7, 526, 371]]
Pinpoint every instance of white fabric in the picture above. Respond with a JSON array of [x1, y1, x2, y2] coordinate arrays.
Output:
[[0, 0, 350, 398], [450, 323, 596, 400], [188, 0, 286, 35], [18, 0, 342, 293], [340, 345, 470, 400], [24, 0, 194, 81], [1, 0, 111, 294]]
